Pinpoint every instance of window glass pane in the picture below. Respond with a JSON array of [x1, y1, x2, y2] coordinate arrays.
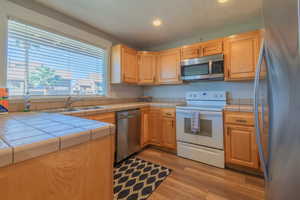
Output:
[[7, 20, 107, 96]]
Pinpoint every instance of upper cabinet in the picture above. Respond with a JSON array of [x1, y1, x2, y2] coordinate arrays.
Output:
[[180, 39, 223, 60], [224, 30, 263, 81], [201, 39, 223, 56], [157, 48, 182, 84], [138, 52, 157, 85], [181, 43, 202, 60], [111, 44, 138, 84], [111, 29, 263, 85]]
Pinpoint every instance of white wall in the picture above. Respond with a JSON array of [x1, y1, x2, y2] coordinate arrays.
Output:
[[0, 0, 143, 98], [144, 81, 254, 100]]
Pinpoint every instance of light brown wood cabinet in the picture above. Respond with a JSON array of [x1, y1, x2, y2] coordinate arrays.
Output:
[[148, 108, 162, 145], [181, 43, 202, 60], [141, 107, 151, 146], [84, 112, 116, 124], [180, 39, 223, 60], [201, 39, 223, 56], [224, 111, 259, 170], [224, 30, 263, 81], [157, 48, 182, 84], [161, 108, 176, 149], [111, 44, 138, 84], [141, 107, 177, 150], [138, 52, 157, 85], [225, 125, 259, 169], [112, 30, 263, 85], [0, 135, 114, 200]]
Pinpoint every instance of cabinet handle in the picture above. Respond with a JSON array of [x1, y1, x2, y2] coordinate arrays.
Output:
[[172, 120, 174, 128], [236, 119, 247, 123]]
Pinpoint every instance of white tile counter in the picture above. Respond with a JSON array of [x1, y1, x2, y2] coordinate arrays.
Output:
[[0, 113, 114, 167]]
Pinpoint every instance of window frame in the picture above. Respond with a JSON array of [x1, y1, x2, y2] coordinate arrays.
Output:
[[4, 16, 111, 100]]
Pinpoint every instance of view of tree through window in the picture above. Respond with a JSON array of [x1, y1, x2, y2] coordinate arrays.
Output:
[[7, 20, 107, 96]]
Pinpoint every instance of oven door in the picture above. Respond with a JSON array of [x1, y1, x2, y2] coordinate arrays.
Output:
[[176, 109, 224, 149]]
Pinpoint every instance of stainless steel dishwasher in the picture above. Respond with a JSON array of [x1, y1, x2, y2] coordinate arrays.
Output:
[[116, 109, 141, 163]]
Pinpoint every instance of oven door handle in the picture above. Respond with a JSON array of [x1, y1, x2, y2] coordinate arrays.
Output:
[[176, 110, 222, 116]]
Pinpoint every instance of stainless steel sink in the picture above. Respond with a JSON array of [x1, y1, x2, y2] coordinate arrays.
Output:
[[43, 106, 105, 113], [79, 106, 105, 110]]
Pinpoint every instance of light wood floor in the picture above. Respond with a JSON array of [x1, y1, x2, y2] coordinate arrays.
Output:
[[137, 148, 265, 200]]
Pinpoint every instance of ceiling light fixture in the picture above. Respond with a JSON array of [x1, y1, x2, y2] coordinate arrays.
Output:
[[218, 0, 228, 3], [152, 19, 162, 27]]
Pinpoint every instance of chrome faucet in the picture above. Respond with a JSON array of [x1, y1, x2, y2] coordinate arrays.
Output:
[[64, 96, 74, 109], [24, 93, 31, 112]]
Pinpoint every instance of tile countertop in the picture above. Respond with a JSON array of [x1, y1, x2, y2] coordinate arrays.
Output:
[[0, 112, 114, 168], [224, 104, 254, 112], [60, 102, 184, 116]]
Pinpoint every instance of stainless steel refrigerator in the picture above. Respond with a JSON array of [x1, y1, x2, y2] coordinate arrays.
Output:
[[254, 0, 300, 199]]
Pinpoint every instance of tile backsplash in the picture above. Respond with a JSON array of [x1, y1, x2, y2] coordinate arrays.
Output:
[[143, 81, 254, 103]]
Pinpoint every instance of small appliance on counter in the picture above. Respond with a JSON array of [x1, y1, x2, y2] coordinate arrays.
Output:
[[137, 96, 153, 102], [0, 88, 9, 114]]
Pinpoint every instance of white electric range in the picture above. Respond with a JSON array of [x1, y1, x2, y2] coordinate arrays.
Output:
[[176, 91, 227, 168]]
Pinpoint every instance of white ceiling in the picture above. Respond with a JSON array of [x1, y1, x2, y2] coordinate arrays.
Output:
[[35, 0, 262, 49]]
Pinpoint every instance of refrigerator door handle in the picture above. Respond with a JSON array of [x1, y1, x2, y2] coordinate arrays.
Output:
[[254, 39, 269, 181]]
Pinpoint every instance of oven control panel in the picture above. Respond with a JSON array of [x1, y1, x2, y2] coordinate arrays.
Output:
[[186, 91, 227, 101]]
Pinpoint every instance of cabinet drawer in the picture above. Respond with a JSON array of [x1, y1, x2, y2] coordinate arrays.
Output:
[[225, 111, 254, 126], [85, 112, 116, 124], [161, 108, 176, 118]]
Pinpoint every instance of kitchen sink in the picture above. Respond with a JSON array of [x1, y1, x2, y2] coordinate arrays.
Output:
[[43, 106, 105, 113], [79, 106, 105, 110]]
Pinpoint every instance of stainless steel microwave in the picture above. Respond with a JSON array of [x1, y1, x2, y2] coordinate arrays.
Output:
[[181, 54, 224, 81]]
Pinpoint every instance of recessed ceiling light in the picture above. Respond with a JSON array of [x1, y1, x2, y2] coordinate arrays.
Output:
[[152, 19, 162, 27], [218, 0, 228, 3]]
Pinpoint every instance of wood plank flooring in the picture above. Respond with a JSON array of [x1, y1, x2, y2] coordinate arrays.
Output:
[[137, 148, 265, 200]]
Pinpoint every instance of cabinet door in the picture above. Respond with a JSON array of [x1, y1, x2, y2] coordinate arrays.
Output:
[[122, 46, 138, 83], [157, 49, 182, 84], [181, 44, 202, 60], [224, 30, 262, 81], [225, 125, 259, 169], [148, 109, 162, 145], [138, 52, 156, 85], [201, 39, 223, 56], [161, 117, 176, 149], [141, 108, 150, 146], [86, 112, 116, 124]]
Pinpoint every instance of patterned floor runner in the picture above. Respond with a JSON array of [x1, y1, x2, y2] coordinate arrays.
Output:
[[113, 157, 172, 200]]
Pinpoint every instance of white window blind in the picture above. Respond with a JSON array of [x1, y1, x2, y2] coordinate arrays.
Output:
[[7, 19, 107, 96]]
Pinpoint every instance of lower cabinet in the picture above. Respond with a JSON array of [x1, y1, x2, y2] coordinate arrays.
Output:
[[84, 112, 116, 124], [83, 112, 116, 164], [224, 111, 260, 171], [225, 125, 259, 169], [161, 117, 176, 149], [149, 108, 162, 145], [141, 107, 177, 150]]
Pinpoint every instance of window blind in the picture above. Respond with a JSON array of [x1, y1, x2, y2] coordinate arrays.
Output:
[[7, 19, 107, 96]]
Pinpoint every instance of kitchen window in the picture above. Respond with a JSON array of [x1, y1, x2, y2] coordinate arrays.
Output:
[[7, 19, 107, 97]]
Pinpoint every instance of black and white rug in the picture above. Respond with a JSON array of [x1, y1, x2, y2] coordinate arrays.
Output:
[[113, 157, 172, 200]]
